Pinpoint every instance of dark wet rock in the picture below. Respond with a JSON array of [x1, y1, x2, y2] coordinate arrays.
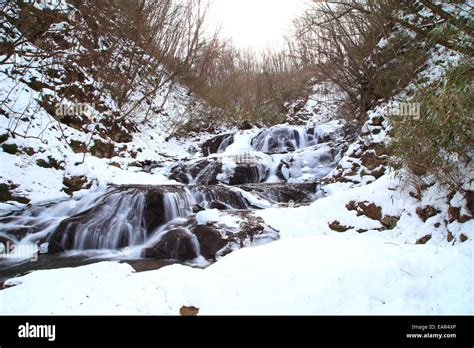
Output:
[[134, 160, 165, 173], [170, 159, 222, 185], [141, 229, 198, 260], [238, 120, 254, 130], [123, 259, 177, 273], [142, 210, 279, 261], [2, 143, 18, 155], [276, 160, 291, 181], [209, 201, 228, 210], [192, 204, 206, 213], [202, 133, 234, 156], [170, 157, 269, 186], [0, 182, 30, 204], [194, 225, 227, 259], [228, 164, 268, 185]]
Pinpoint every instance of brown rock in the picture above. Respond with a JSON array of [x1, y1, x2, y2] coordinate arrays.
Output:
[[329, 221, 352, 233], [109, 162, 122, 169], [110, 123, 133, 143], [370, 116, 385, 126], [380, 215, 399, 230], [357, 202, 382, 221], [0, 182, 30, 204], [361, 151, 385, 170], [22, 147, 36, 156], [447, 231, 454, 242], [238, 120, 254, 130], [180, 306, 199, 316], [69, 140, 88, 153], [370, 166, 386, 179], [460, 234, 469, 243], [91, 140, 116, 159], [448, 206, 460, 223], [345, 200, 357, 211], [63, 175, 89, 196], [409, 191, 421, 201], [416, 235, 432, 245], [465, 191, 474, 216], [373, 144, 388, 157], [416, 206, 440, 222]]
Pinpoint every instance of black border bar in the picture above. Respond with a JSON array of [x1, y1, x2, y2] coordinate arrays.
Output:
[[0, 315, 472, 346]]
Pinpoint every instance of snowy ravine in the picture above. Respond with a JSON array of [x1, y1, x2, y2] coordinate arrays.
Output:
[[1, 78, 473, 315], [1, 1, 473, 315]]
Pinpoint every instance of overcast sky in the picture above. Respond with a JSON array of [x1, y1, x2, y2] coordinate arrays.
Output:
[[207, 0, 311, 52]]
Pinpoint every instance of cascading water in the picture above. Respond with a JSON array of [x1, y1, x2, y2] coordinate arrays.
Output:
[[217, 134, 234, 153], [0, 185, 260, 256], [251, 126, 321, 154], [170, 123, 342, 186], [57, 189, 148, 250]]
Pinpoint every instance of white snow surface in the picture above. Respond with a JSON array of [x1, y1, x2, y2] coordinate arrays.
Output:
[[196, 209, 220, 225], [0, 232, 471, 315]]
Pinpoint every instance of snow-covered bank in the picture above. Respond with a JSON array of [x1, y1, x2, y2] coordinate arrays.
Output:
[[1, 232, 471, 315], [258, 174, 473, 250]]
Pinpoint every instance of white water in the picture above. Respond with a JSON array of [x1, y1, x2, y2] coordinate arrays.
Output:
[[251, 126, 320, 154], [0, 185, 258, 258]]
